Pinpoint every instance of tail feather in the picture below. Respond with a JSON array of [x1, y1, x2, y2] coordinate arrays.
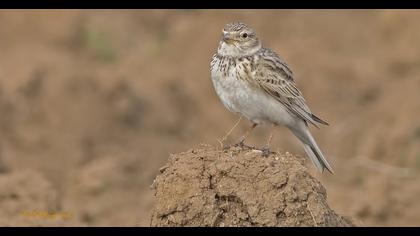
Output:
[[302, 144, 326, 172], [302, 143, 334, 174], [289, 122, 334, 174]]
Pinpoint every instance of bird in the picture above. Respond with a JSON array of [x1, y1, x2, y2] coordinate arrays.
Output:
[[210, 22, 333, 174]]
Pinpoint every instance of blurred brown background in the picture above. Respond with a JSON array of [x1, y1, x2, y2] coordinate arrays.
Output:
[[0, 9, 419, 226]]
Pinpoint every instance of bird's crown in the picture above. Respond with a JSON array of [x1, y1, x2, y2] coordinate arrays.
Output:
[[223, 22, 252, 32]]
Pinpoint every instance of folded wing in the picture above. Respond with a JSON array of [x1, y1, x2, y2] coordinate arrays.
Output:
[[253, 48, 329, 128]]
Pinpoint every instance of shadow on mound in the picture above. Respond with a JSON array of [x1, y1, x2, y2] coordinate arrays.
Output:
[[150, 144, 354, 227]]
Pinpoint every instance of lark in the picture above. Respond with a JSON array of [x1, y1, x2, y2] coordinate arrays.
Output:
[[210, 22, 333, 173]]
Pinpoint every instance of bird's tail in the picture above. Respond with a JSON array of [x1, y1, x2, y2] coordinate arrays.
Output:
[[302, 143, 334, 174], [290, 122, 334, 174]]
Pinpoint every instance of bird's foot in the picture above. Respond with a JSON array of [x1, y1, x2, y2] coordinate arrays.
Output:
[[222, 143, 232, 150], [218, 140, 243, 150], [217, 138, 230, 150], [233, 139, 246, 149], [260, 146, 273, 157]]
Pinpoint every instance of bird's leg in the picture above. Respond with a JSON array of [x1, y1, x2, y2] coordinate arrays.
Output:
[[217, 116, 242, 149], [262, 124, 277, 157], [235, 123, 258, 148]]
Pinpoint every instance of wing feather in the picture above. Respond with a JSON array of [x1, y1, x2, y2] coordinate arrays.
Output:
[[253, 48, 328, 127]]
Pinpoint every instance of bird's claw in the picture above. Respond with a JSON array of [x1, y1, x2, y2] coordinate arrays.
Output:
[[261, 146, 272, 157], [222, 143, 232, 150], [233, 139, 246, 148]]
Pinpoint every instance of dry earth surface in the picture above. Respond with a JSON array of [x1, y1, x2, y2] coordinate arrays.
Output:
[[151, 144, 354, 227], [0, 9, 419, 226]]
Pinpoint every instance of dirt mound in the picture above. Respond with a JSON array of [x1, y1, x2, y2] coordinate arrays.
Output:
[[150, 144, 354, 226]]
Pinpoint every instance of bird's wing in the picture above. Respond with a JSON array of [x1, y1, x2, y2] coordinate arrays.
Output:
[[253, 48, 329, 128]]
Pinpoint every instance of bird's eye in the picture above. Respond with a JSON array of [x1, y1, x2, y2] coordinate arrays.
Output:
[[241, 33, 248, 38]]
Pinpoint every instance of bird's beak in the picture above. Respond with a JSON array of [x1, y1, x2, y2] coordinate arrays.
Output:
[[222, 33, 237, 45]]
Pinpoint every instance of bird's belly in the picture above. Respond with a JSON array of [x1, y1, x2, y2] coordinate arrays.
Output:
[[211, 71, 293, 126]]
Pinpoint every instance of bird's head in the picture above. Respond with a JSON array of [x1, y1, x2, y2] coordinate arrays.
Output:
[[217, 22, 262, 57]]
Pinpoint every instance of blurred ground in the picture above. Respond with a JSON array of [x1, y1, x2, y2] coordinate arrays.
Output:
[[0, 9, 419, 226]]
